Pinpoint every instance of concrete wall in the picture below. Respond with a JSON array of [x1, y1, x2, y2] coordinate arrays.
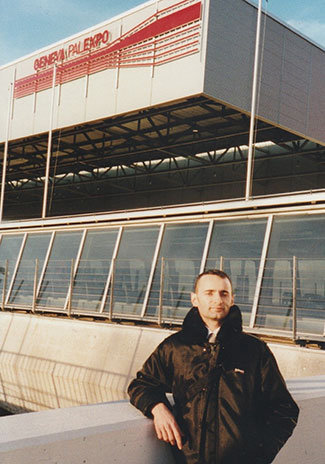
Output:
[[1, 311, 325, 413], [0, 378, 325, 464]]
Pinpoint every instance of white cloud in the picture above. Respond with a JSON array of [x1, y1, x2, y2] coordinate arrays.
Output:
[[287, 19, 325, 48]]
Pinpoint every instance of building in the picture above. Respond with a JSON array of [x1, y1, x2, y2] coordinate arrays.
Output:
[[0, 0, 325, 346]]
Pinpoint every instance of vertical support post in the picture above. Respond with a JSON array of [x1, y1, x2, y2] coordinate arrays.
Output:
[[158, 257, 165, 326], [42, 65, 57, 219], [109, 258, 116, 320], [219, 256, 224, 271], [250, 215, 273, 328], [140, 224, 165, 319], [32, 258, 39, 313], [245, 0, 263, 201], [99, 227, 122, 314], [292, 256, 297, 342], [1, 260, 8, 311], [199, 220, 214, 274], [0, 72, 15, 222], [115, 24, 123, 89], [67, 258, 74, 317]]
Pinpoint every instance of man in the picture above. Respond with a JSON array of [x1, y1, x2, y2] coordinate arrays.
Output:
[[128, 270, 299, 463]]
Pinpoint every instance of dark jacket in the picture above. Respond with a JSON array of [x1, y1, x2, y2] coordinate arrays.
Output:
[[128, 305, 299, 464]]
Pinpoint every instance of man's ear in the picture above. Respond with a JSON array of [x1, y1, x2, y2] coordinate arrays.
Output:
[[191, 292, 198, 307]]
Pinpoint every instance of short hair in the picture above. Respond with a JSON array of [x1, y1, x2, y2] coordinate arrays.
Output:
[[193, 269, 233, 293]]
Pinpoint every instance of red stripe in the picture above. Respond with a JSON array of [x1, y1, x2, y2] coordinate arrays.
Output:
[[14, 1, 202, 99], [106, 2, 201, 53]]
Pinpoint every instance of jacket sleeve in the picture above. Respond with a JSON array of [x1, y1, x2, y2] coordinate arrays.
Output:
[[257, 344, 299, 463], [128, 341, 173, 418]]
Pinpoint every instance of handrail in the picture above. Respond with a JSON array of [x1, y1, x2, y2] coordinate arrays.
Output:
[[1, 256, 325, 343]]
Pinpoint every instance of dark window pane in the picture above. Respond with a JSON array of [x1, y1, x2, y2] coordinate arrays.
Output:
[[257, 215, 325, 335], [146, 223, 209, 320], [71, 229, 119, 312], [206, 219, 267, 325], [8, 233, 51, 306], [37, 231, 83, 308], [0, 234, 24, 297], [106, 226, 160, 316]]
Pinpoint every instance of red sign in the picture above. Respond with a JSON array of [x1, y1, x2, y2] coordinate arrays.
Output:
[[34, 30, 111, 71], [15, 0, 202, 99]]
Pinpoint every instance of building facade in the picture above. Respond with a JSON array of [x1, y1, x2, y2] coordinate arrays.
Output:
[[0, 0, 325, 344]]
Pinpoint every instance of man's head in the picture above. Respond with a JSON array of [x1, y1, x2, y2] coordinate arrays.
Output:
[[191, 270, 234, 330]]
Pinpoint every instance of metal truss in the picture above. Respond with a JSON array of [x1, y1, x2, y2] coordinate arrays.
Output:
[[1, 96, 325, 210]]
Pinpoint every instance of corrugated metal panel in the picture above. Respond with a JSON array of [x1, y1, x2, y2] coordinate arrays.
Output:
[[204, 0, 325, 145]]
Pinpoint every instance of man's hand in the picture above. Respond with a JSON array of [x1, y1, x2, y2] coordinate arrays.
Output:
[[151, 402, 183, 450]]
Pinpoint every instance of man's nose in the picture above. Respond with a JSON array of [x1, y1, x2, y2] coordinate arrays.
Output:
[[213, 292, 223, 303]]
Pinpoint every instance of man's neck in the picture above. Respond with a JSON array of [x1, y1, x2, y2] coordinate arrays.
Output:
[[205, 321, 222, 332]]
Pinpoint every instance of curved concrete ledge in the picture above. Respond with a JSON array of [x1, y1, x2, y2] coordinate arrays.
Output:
[[0, 377, 325, 464], [0, 401, 174, 463]]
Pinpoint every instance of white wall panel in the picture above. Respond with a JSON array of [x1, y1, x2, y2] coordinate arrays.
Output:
[[119, 1, 156, 34], [10, 96, 34, 140], [151, 54, 204, 104], [56, 79, 86, 128], [0, 67, 14, 141], [33, 89, 56, 135], [86, 69, 118, 121], [116, 67, 153, 114]]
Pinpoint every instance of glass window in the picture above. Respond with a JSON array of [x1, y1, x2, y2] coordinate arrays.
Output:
[[37, 231, 83, 309], [256, 215, 325, 335], [8, 233, 52, 306], [0, 234, 24, 298], [206, 219, 267, 325], [146, 223, 209, 320], [106, 226, 160, 316], [71, 229, 119, 312]]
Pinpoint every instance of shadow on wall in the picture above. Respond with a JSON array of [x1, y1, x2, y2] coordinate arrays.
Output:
[[0, 312, 167, 413], [0, 349, 130, 413]]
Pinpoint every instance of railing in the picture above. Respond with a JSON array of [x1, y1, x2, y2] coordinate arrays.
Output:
[[1, 256, 325, 342]]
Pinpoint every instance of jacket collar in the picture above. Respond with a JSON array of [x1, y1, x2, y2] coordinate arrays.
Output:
[[180, 305, 243, 344]]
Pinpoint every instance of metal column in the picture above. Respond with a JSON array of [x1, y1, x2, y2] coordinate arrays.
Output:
[[42, 65, 57, 219], [245, 0, 263, 201], [0, 71, 15, 222]]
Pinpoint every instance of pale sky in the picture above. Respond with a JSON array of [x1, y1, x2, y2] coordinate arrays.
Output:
[[0, 0, 324, 67]]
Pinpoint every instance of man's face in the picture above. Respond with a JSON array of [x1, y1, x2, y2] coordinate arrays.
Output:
[[191, 274, 234, 329]]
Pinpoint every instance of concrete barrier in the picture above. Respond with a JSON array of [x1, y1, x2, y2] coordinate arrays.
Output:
[[1, 312, 325, 413], [0, 401, 174, 464], [0, 376, 324, 464], [273, 376, 325, 464]]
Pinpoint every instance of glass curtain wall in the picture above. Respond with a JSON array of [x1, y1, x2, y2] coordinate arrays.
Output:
[[146, 223, 209, 320], [37, 231, 83, 309], [105, 226, 160, 316], [256, 215, 325, 335], [71, 229, 119, 312], [8, 233, 52, 306], [205, 219, 267, 325], [0, 214, 324, 341]]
